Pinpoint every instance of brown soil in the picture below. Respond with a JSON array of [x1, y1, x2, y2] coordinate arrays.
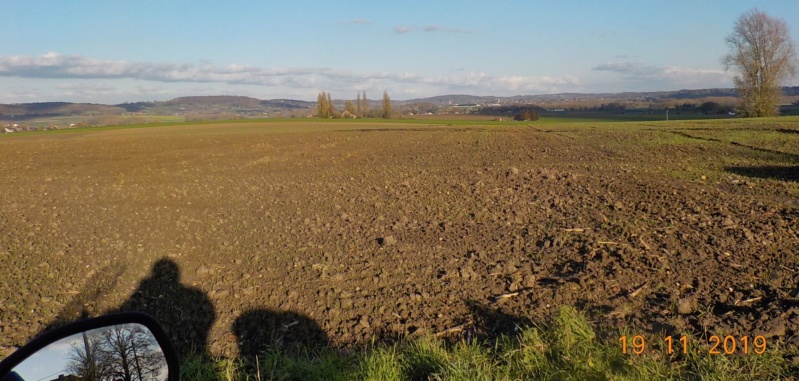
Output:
[[1, 121, 797, 359]]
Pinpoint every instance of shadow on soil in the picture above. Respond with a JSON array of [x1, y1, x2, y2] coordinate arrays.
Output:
[[37, 258, 568, 375], [39, 258, 327, 365], [44, 264, 127, 330], [115, 259, 216, 361], [233, 309, 329, 365], [726, 165, 799, 182], [666, 130, 799, 162], [38, 259, 216, 362]]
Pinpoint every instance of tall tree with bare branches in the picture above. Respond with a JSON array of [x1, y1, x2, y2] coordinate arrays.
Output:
[[723, 9, 797, 117]]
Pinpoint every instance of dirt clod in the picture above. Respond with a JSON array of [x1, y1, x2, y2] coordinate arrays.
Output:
[[758, 318, 786, 338], [195, 265, 211, 277], [677, 299, 693, 315], [378, 235, 397, 246]]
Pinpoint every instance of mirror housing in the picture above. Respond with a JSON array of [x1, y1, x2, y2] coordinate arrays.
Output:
[[0, 313, 178, 381]]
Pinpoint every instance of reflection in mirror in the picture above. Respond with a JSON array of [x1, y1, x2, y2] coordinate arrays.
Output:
[[7, 323, 168, 381]]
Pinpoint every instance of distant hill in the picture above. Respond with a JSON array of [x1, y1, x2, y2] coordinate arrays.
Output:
[[1, 87, 797, 120], [404, 87, 798, 104], [0, 102, 126, 119], [117, 96, 315, 116], [162, 96, 314, 110], [166, 95, 261, 107], [406, 94, 501, 105]]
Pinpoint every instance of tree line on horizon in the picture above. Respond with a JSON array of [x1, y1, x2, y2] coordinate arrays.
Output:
[[316, 91, 393, 119]]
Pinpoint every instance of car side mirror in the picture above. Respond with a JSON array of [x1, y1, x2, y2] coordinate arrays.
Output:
[[0, 313, 178, 381]]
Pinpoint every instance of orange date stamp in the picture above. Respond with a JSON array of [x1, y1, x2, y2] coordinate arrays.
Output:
[[620, 335, 768, 355]]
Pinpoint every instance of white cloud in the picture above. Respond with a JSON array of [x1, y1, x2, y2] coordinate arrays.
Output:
[[495, 74, 581, 92], [0, 52, 581, 92], [0, 53, 587, 102], [393, 26, 413, 34], [56, 82, 115, 91], [7, 88, 43, 100], [0, 52, 320, 85], [593, 62, 660, 76], [592, 61, 733, 87]]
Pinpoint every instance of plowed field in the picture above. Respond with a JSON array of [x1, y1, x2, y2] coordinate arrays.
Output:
[[1, 119, 798, 359]]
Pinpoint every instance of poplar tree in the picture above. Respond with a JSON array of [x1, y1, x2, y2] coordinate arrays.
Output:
[[362, 91, 368, 118], [326, 92, 337, 118], [316, 92, 329, 118], [382, 91, 392, 119]]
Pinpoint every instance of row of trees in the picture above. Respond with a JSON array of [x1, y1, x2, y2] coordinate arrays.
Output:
[[674, 101, 736, 115], [514, 110, 540, 121], [316, 91, 393, 119]]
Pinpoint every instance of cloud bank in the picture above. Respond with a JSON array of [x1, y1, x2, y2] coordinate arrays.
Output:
[[592, 61, 733, 87], [0, 54, 736, 103], [0, 52, 581, 99]]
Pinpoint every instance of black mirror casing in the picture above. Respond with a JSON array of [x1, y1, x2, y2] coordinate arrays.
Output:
[[0, 313, 179, 381]]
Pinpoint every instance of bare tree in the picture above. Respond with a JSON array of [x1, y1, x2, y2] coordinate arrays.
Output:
[[723, 9, 797, 117], [67, 325, 166, 381], [67, 334, 113, 381], [100, 325, 165, 381]]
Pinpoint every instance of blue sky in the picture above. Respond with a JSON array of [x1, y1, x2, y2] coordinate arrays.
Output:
[[1, 0, 797, 103]]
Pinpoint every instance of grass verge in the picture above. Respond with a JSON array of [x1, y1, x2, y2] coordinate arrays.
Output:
[[182, 306, 796, 380]]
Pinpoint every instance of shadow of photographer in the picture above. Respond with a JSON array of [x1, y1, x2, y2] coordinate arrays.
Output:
[[42, 257, 330, 368], [41, 258, 216, 363], [114, 258, 216, 361]]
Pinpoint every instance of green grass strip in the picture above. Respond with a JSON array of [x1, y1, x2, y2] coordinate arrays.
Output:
[[181, 306, 796, 380]]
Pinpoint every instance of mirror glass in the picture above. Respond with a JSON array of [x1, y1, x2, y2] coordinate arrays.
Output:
[[6, 323, 168, 381]]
